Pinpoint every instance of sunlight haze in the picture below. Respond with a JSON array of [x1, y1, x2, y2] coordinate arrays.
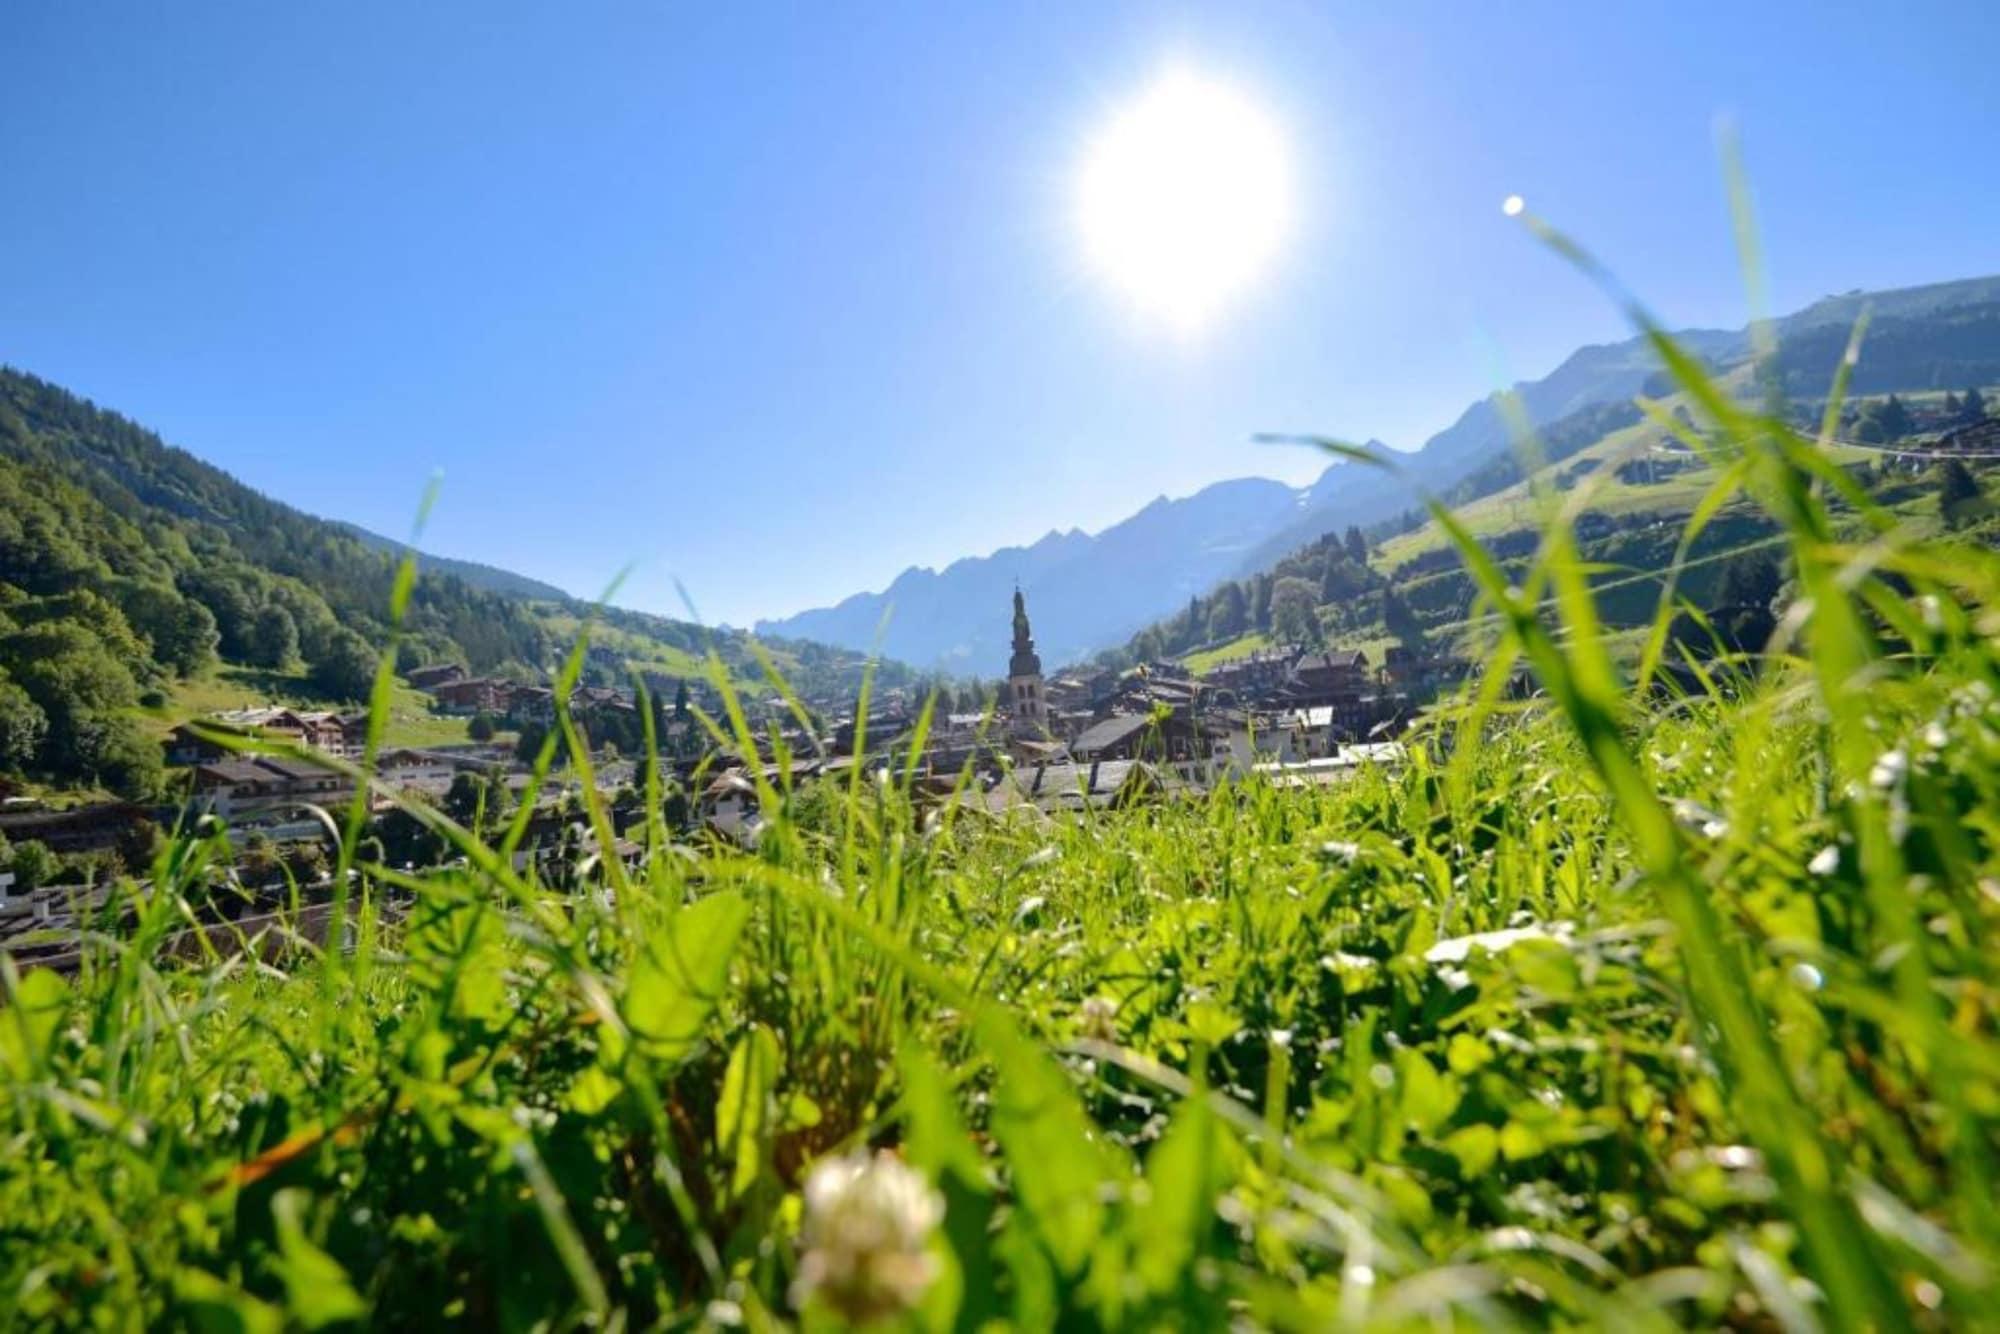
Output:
[[1075, 65, 1295, 335]]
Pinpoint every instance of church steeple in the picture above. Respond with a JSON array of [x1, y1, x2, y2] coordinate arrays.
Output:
[[1006, 585, 1047, 732], [1009, 586, 1041, 678]]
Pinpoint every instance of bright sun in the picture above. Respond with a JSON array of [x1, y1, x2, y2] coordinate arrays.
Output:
[[1076, 67, 1293, 333]]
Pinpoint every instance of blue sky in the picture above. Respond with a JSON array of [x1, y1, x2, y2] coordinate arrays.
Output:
[[4, 2, 1996, 624]]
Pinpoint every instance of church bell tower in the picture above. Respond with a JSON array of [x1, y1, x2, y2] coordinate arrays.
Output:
[[1007, 586, 1047, 734]]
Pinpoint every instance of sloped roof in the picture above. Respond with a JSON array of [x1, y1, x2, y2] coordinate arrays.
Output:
[[1071, 713, 1153, 754]]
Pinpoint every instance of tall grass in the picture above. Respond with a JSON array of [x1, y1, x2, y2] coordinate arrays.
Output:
[[5, 224, 2000, 1328]]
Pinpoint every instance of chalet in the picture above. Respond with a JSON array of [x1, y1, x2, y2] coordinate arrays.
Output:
[[1204, 647, 1299, 698], [1069, 708, 1213, 763], [1217, 712, 1307, 769], [574, 685, 638, 717], [374, 749, 459, 797], [508, 686, 557, 724], [831, 710, 913, 756], [433, 677, 510, 716], [190, 757, 354, 821], [0, 802, 149, 855], [699, 770, 763, 846], [162, 723, 230, 767], [295, 711, 357, 757], [1069, 713, 1155, 762], [207, 707, 355, 757], [336, 712, 370, 753], [406, 662, 469, 691], [1044, 671, 1117, 712], [1283, 649, 1373, 704]]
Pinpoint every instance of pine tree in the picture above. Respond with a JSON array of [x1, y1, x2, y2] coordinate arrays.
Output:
[[1251, 575, 1274, 631], [1939, 458, 1983, 526], [1206, 582, 1249, 641], [1716, 553, 1781, 612], [1381, 584, 1424, 649], [1880, 394, 1913, 440]]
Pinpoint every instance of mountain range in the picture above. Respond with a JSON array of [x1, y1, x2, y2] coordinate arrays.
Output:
[[756, 275, 2000, 670]]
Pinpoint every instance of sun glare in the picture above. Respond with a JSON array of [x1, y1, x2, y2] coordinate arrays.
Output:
[[1076, 67, 1294, 334]]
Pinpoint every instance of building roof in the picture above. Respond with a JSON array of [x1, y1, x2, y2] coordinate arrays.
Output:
[[1293, 649, 1370, 674], [991, 759, 1162, 810], [1071, 713, 1153, 755], [194, 756, 346, 786]]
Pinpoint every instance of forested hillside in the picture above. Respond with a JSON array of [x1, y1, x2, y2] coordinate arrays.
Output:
[[1104, 296, 2000, 671], [0, 369, 909, 799]]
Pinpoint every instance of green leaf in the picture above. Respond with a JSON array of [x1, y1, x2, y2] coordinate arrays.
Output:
[[896, 1042, 989, 1333], [975, 1013, 1111, 1278], [172, 1267, 283, 1334], [717, 1024, 780, 1199], [623, 891, 750, 1062], [782, 1090, 823, 1131], [1445, 1032, 1494, 1075], [1, 967, 68, 1077], [1185, 1001, 1241, 1047], [269, 1189, 367, 1329], [1499, 1120, 1544, 1163], [565, 1064, 623, 1116], [1134, 1094, 1235, 1301], [898, 1041, 988, 1188], [1508, 939, 1580, 1000], [1443, 1124, 1499, 1178], [1395, 1051, 1460, 1136]]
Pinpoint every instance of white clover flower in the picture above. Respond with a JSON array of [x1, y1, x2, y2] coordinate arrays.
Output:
[[1807, 845, 1840, 877], [1078, 995, 1120, 1042], [1671, 798, 1728, 840], [792, 1151, 943, 1324]]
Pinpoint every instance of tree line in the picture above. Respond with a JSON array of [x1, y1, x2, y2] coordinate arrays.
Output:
[[0, 369, 560, 796]]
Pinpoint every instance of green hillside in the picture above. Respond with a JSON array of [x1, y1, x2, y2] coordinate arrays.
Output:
[[0, 368, 913, 798], [1113, 303, 2000, 675]]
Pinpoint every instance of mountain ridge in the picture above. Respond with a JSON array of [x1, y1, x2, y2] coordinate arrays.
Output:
[[756, 274, 2000, 670], [333, 522, 574, 603]]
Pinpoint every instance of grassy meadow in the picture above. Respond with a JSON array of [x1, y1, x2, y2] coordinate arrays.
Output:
[[6, 250, 2000, 1330], [135, 667, 488, 752]]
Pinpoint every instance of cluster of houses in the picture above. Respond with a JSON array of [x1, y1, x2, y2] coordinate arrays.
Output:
[[403, 660, 669, 730], [158, 705, 476, 830], [407, 663, 551, 720], [682, 592, 1473, 841], [968, 591, 1468, 776], [3, 593, 1473, 898]]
